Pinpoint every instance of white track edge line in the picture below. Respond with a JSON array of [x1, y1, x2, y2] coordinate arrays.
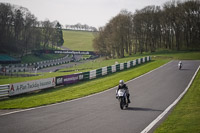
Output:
[[0, 60, 172, 116], [141, 65, 200, 133]]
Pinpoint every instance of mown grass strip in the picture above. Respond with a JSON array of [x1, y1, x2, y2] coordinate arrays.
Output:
[[0, 59, 169, 109], [154, 66, 200, 133]]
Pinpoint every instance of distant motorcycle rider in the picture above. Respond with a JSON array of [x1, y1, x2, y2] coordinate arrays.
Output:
[[178, 61, 182, 69], [116, 80, 131, 103]]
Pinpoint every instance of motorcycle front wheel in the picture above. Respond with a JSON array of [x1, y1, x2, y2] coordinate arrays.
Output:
[[119, 98, 124, 110]]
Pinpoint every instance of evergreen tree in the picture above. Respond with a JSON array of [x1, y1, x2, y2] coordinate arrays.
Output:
[[55, 22, 64, 47]]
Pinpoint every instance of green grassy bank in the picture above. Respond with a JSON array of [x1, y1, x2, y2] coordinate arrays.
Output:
[[63, 30, 95, 51]]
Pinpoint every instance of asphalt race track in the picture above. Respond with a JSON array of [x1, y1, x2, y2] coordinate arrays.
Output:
[[0, 60, 200, 133]]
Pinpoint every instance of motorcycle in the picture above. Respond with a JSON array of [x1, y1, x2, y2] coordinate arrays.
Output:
[[116, 89, 129, 110], [178, 63, 182, 70]]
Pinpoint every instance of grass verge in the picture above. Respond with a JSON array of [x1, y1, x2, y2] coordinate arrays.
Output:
[[150, 50, 200, 60], [0, 59, 169, 109], [154, 67, 200, 133]]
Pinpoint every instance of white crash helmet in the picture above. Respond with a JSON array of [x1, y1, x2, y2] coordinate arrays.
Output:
[[119, 80, 124, 86]]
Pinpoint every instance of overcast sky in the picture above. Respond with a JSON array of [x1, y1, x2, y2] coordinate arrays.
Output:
[[0, 0, 170, 28]]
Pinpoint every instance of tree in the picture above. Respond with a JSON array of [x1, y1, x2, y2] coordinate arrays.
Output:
[[0, 3, 65, 56], [0, 3, 14, 53], [93, 0, 200, 58], [41, 19, 54, 49], [55, 22, 64, 47]]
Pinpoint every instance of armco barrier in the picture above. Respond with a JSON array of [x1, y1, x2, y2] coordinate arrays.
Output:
[[0, 84, 9, 98]]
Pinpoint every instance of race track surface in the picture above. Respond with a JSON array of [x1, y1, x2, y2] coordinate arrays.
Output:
[[0, 60, 199, 133]]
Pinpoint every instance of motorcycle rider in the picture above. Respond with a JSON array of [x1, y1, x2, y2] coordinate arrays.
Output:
[[116, 80, 131, 103], [178, 61, 182, 69]]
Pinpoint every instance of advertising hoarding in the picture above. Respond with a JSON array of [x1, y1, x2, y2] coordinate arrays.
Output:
[[63, 74, 79, 84], [9, 78, 55, 96], [56, 76, 63, 86]]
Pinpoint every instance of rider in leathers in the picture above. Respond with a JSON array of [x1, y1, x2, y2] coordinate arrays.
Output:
[[116, 80, 131, 103]]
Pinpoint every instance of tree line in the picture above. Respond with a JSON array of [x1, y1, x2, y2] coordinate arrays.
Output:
[[93, 0, 200, 58], [65, 23, 97, 32], [0, 3, 64, 57]]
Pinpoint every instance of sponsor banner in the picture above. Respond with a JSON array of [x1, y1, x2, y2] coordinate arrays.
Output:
[[102, 67, 107, 76], [78, 74, 84, 80], [56, 76, 63, 86], [133, 60, 136, 66], [120, 63, 124, 70], [9, 78, 55, 96], [112, 65, 116, 72], [138, 58, 141, 64], [33, 50, 96, 55], [63, 74, 79, 84], [127, 61, 130, 68], [143, 57, 146, 63], [54, 50, 90, 55], [90, 70, 96, 79], [147, 56, 150, 61]]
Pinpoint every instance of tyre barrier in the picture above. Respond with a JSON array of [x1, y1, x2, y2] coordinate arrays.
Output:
[[0, 56, 72, 73], [0, 56, 151, 97]]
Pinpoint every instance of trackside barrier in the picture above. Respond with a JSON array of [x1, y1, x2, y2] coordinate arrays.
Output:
[[90, 70, 96, 79], [3, 56, 150, 97], [77, 56, 150, 82], [0, 84, 9, 98], [112, 65, 116, 72], [1, 55, 71, 73], [102, 67, 107, 76], [9, 78, 55, 96]]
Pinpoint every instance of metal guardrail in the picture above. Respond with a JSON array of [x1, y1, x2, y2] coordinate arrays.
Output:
[[0, 84, 9, 98]]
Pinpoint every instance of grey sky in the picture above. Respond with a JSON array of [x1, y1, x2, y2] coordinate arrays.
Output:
[[0, 0, 170, 28]]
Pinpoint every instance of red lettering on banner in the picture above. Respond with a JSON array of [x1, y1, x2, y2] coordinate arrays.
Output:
[[10, 84, 14, 91]]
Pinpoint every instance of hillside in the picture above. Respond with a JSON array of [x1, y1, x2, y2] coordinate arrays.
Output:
[[63, 30, 95, 51]]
